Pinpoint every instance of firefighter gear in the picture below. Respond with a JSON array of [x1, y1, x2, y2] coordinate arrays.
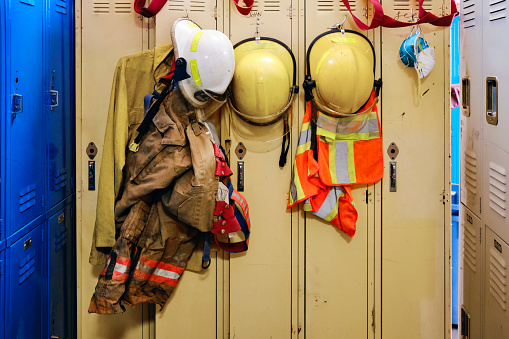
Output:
[[89, 91, 232, 314], [172, 18, 235, 108], [289, 28, 382, 237]]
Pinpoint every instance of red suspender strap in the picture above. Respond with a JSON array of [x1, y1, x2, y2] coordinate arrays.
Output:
[[233, 0, 255, 15], [341, 0, 457, 30], [134, 0, 167, 18]]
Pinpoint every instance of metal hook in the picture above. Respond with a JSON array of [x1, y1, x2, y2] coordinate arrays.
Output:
[[254, 18, 261, 42], [185, 9, 189, 19], [327, 16, 347, 34]]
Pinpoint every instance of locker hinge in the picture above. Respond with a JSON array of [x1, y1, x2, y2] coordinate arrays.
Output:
[[479, 197, 482, 214], [42, 227, 44, 243], [288, 5, 295, 18], [0, 259, 3, 277], [441, 190, 449, 204], [41, 195, 45, 208], [0, 219, 3, 237], [479, 228, 482, 244], [71, 177, 74, 190], [214, 6, 218, 19]]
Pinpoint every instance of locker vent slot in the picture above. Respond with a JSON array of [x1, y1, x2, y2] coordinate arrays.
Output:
[[263, 0, 280, 12], [189, 0, 206, 12], [393, 0, 410, 11], [464, 150, 478, 195], [167, 0, 184, 12], [19, 0, 35, 6], [54, 168, 68, 192], [462, 0, 476, 28], [18, 252, 36, 284], [489, 247, 507, 310], [318, 0, 335, 12], [56, 0, 67, 14], [19, 184, 36, 213], [114, 1, 131, 13], [463, 221, 477, 272], [490, 0, 506, 21], [339, 0, 356, 11], [93, 1, 110, 13], [421, 0, 432, 11], [55, 227, 67, 252], [489, 162, 507, 218]]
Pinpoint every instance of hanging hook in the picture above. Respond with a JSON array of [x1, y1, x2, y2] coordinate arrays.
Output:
[[185, 9, 189, 19], [327, 16, 347, 34], [254, 18, 261, 43]]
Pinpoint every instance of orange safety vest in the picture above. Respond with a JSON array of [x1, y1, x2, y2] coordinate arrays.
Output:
[[287, 91, 382, 237]]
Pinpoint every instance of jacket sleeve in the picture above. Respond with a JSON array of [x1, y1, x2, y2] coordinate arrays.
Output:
[[89, 58, 130, 265]]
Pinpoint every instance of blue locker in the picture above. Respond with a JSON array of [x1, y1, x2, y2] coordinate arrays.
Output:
[[0, 0, 6, 246], [48, 202, 75, 339], [5, 0, 45, 235], [0, 249, 5, 339], [46, 0, 73, 208], [5, 223, 45, 339]]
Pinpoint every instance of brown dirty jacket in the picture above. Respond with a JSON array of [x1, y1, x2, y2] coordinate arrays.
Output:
[[89, 92, 227, 314]]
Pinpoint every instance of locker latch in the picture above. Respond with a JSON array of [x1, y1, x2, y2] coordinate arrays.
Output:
[[486, 77, 498, 125], [389, 162, 397, 192], [12, 94, 23, 114], [50, 90, 59, 110]]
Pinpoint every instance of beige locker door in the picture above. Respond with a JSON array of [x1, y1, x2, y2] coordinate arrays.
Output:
[[380, 0, 449, 337], [76, 1, 149, 338], [484, 227, 509, 338], [459, 205, 482, 339], [459, 0, 483, 218], [151, 4, 224, 339], [302, 2, 377, 338], [225, 1, 298, 338]]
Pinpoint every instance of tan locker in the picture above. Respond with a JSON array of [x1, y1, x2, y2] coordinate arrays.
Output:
[[226, 2, 297, 337], [484, 227, 509, 339], [151, 4, 223, 338], [459, 204, 482, 339], [460, 0, 483, 218], [380, 0, 449, 337], [76, 2, 149, 338], [302, 2, 376, 338]]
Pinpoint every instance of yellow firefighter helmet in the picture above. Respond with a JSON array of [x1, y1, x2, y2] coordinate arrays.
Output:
[[306, 30, 377, 116]]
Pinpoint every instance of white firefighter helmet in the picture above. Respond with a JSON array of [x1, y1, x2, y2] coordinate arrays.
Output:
[[171, 18, 235, 108]]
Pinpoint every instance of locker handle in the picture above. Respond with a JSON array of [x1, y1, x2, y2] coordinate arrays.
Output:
[[390, 162, 397, 192], [12, 94, 23, 114], [462, 77, 470, 117], [486, 77, 498, 125], [50, 90, 59, 110]]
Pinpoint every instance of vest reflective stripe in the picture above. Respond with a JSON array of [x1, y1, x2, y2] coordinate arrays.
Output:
[[316, 92, 383, 186]]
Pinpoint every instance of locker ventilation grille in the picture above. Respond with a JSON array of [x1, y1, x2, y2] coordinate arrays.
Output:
[[167, 0, 184, 12], [421, 0, 432, 11], [19, 184, 36, 213], [490, 0, 506, 21], [318, 0, 335, 12], [252, 0, 259, 11], [462, 0, 476, 28], [55, 227, 67, 252], [489, 162, 507, 218], [114, 1, 131, 13], [489, 247, 507, 310], [464, 150, 478, 195], [56, 0, 67, 14], [463, 220, 477, 272], [93, 1, 109, 13], [19, 252, 36, 284], [339, 0, 356, 11], [189, 0, 206, 12], [54, 169, 68, 192], [393, 0, 410, 11], [263, 0, 280, 12]]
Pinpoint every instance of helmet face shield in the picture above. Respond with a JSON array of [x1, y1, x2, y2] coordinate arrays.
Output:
[[171, 18, 235, 108], [307, 30, 376, 115]]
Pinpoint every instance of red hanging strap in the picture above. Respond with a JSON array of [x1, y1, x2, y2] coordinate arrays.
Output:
[[134, 0, 168, 18], [341, 0, 458, 30], [233, 0, 255, 16]]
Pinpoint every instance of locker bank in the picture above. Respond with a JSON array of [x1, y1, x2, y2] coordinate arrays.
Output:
[[0, 0, 501, 338]]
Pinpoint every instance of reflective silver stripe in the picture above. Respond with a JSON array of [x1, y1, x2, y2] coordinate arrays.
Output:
[[136, 261, 181, 280], [313, 187, 344, 219], [316, 112, 378, 134], [298, 128, 312, 146], [232, 191, 249, 217], [114, 262, 130, 274], [334, 142, 350, 183]]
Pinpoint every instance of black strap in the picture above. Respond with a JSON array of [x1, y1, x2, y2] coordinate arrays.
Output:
[[279, 116, 290, 168]]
